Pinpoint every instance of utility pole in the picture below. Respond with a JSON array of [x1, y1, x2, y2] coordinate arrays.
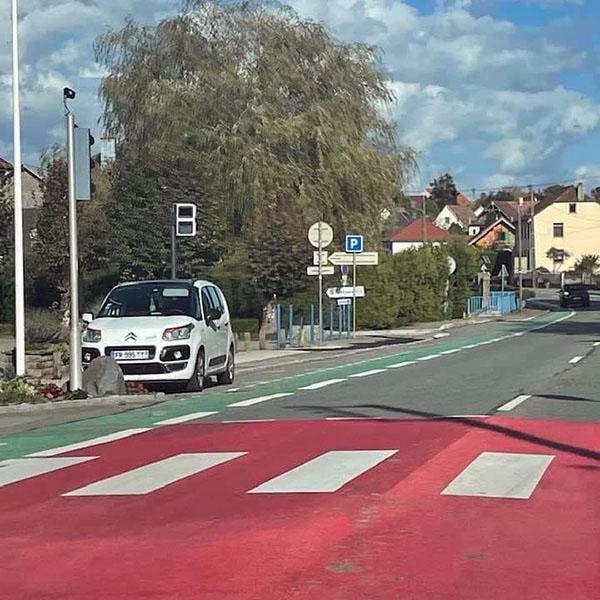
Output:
[[318, 221, 323, 345], [171, 206, 177, 279], [529, 184, 535, 289], [11, 0, 26, 377], [65, 90, 82, 391], [517, 197, 524, 309]]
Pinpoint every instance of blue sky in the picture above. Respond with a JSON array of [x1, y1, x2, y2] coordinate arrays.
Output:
[[2, 0, 600, 196]]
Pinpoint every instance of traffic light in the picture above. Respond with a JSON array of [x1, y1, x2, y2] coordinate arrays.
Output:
[[175, 203, 197, 237], [73, 126, 95, 201]]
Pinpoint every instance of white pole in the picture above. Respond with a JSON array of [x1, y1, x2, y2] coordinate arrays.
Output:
[[66, 110, 82, 390], [318, 222, 323, 345], [11, 0, 26, 377], [352, 251, 356, 338]]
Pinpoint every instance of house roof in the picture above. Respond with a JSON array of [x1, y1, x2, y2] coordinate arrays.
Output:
[[0, 157, 43, 181], [456, 193, 472, 207], [468, 216, 515, 246], [446, 204, 476, 225], [534, 185, 599, 215], [490, 200, 532, 222], [387, 219, 452, 243]]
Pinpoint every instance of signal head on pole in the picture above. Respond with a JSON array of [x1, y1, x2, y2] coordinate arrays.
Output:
[[63, 87, 76, 100]]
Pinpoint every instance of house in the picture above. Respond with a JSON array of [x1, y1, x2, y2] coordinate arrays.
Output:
[[531, 186, 600, 273], [435, 204, 476, 231], [385, 219, 451, 254], [0, 158, 43, 209], [469, 217, 515, 251], [456, 192, 472, 207]]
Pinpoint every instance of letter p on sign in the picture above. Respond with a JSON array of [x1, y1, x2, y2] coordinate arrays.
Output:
[[346, 235, 364, 253]]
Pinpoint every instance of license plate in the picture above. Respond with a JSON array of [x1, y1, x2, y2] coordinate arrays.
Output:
[[111, 350, 150, 361]]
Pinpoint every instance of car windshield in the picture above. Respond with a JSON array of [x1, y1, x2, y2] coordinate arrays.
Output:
[[98, 283, 196, 318], [565, 285, 586, 292]]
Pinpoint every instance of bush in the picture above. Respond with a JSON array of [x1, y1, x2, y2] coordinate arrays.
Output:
[[357, 257, 399, 329], [232, 318, 259, 336], [25, 309, 65, 345], [523, 289, 536, 300], [0, 378, 38, 405]]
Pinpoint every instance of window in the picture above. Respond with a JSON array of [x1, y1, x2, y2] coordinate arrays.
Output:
[[569, 203, 577, 214], [553, 223, 564, 238], [207, 286, 224, 313], [201, 287, 216, 319], [444, 216, 450, 225]]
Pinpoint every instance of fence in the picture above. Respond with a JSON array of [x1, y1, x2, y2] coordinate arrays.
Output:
[[275, 303, 353, 349], [467, 291, 519, 317]]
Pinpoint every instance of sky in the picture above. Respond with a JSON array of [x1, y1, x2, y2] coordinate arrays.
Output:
[[2, 0, 600, 195]]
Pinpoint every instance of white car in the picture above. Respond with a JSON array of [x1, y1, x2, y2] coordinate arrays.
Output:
[[81, 280, 235, 391]]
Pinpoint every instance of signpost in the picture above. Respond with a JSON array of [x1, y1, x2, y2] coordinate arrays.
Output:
[[326, 286, 365, 299], [307, 266, 334, 276], [328, 252, 378, 266], [345, 235, 364, 337], [308, 222, 333, 344]]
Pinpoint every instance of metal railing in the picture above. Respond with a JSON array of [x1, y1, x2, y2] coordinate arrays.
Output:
[[467, 292, 519, 317]]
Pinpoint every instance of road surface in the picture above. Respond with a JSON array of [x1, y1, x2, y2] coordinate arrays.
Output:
[[1, 302, 599, 599]]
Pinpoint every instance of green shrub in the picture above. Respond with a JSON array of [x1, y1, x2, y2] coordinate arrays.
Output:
[[0, 378, 38, 405], [523, 289, 536, 300], [231, 318, 259, 336], [357, 257, 399, 329], [25, 309, 65, 345]]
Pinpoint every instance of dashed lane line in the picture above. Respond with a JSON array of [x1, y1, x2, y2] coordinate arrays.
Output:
[[388, 360, 416, 368], [229, 393, 293, 408], [299, 379, 347, 391], [569, 356, 584, 364], [349, 369, 387, 378], [417, 354, 440, 361], [497, 395, 531, 412]]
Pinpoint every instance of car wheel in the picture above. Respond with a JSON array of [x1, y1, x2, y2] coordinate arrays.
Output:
[[186, 349, 205, 392], [217, 346, 235, 385]]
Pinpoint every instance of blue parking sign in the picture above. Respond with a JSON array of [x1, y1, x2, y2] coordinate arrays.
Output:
[[345, 234, 364, 253]]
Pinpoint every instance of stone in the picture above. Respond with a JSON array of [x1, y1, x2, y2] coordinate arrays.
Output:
[[82, 357, 127, 397]]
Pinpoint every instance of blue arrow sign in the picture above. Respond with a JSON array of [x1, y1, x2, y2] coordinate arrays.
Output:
[[345, 234, 363, 253]]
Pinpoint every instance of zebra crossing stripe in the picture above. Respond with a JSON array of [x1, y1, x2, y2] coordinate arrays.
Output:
[[63, 452, 246, 496], [247, 450, 397, 494], [0, 457, 97, 488], [441, 451, 555, 499]]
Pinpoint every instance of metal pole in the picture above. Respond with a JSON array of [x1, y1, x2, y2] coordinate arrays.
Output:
[[11, 0, 26, 377], [275, 304, 281, 350], [329, 303, 333, 340], [66, 110, 82, 390], [318, 223, 323, 345], [529, 185, 535, 289], [288, 304, 293, 347], [310, 304, 315, 345], [517, 198, 523, 309], [352, 252, 357, 338], [422, 194, 426, 243], [171, 206, 176, 279]]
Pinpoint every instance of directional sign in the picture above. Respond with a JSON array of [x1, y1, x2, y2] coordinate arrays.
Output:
[[307, 266, 334, 276], [345, 235, 364, 253], [337, 298, 351, 306], [313, 251, 328, 266], [308, 222, 333, 249], [326, 286, 365, 299], [328, 252, 378, 266]]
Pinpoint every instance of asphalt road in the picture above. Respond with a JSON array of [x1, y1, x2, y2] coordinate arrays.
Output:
[[1, 301, 598, 599]]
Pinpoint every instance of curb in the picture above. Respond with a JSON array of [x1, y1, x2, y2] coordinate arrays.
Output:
[[0, 393, 164, 414]]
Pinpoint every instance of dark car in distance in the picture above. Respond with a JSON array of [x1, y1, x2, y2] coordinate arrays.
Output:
[[559, 284, 590, 308]]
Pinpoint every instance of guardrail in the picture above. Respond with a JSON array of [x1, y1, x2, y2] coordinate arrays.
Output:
[[467, 292, 519, 317]]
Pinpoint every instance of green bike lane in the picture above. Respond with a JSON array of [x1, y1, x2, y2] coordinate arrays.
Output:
[[0, 310, 572, 460]]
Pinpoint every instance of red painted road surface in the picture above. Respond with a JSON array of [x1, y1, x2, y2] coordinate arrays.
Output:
[[1, 417, 599, 599]]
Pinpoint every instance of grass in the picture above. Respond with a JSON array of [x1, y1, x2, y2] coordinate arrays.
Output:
[[0, 322, 13, 337]]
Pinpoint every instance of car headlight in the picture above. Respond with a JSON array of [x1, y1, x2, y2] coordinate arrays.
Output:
[[563, 291, 569, 296], [163, 324, 194, 341], [83, 327, 102, 343]]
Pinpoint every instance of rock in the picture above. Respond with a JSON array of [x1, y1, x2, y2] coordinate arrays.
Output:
[[82, 357, 126, 397]]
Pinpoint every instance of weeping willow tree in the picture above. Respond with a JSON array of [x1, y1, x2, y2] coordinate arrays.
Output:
[[96, 0, 415, 305]]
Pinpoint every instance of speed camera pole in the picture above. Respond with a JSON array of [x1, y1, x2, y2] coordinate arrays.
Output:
[[65, 90, 82, 391]]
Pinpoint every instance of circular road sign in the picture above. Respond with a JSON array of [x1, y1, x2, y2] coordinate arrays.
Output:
[[447, 256, 457, 275], [308, 222, 334, 248]]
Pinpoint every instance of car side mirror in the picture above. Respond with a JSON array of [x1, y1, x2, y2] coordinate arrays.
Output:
[[207, 307, 222, 322], [82, 312, 94, 324]]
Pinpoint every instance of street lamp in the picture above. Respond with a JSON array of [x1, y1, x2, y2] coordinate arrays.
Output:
[[11, 0, 26, 376]]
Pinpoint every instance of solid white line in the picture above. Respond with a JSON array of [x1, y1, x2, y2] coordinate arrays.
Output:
[[349, 369, 387, 378], [64, 453, 246, 496], [0, 457, 96, 488], [441, 452, 554, 499], [440, 349, 461, 355], [388, 360, 416, 368], [229, 393, 293, 408], [569, 356, 584, 364], [154, 412, 217, 425], [248, 450, 397, 494], [299, 379, 347, 391], [512, 332, 525, 337], [497, 394, 531, 412], [27, 429, 151, 458], [463, 344, 478, 349], [417, 354, 439, 361], [222, 418, 275, 423]]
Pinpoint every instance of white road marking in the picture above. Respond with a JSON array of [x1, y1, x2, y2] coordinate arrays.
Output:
[[154, 412, 217, 425], [64, 452, 246, 496], [594, 342, 600, 347], [388, 360, 416, 368], [512, 332, 525, 337], [225, 388, 240, 393], [27, 429, 151, 458], [0, 457, 96, 488], [569, 356, 584, 364], [433, 333, 450, 339], [497, 395, 531, 412], [463, 344, 478, 349], [222, 418, 275, 423], [349, 369, 387, 378], [520, 314, 539, 321], [299, 379, 347, 391], [441, 452, 554, 499], [488, 337, 503, 343], [229, 393, 293, 408], [417, 354, 439, 361], [440, 349, 461, 355], [248, 450, 397, 494]]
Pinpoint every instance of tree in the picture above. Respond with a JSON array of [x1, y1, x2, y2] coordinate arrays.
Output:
[[546, 247, 570, 272], [476, 187, 522, 209], [444, 239, 479, 318], [573, 254, 600, 284], [429, 174, 458, 211], [95, 0, 416, 316]]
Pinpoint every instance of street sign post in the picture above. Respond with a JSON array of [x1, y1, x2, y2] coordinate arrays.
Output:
[[308, 221, 333, 344], [328, 252, 378, 266], [345, 235, 364, 337], [307, 266, 334, 276]]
